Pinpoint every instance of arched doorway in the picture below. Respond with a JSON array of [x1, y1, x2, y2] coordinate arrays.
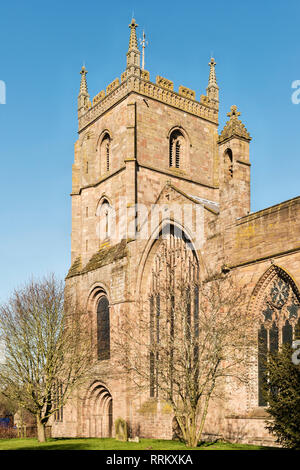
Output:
[[83, 382, 113, 437]]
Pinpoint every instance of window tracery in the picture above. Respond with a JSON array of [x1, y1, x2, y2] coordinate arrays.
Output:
[[148, 227, 199, 397], [257, 267, 300, 405]]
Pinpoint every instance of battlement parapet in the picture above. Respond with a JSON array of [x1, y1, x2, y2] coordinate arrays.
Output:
[[79, 71, 218, 132]]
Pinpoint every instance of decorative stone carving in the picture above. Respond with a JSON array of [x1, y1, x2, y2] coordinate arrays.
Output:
[[92, 90, 105, 105], [268, 277, 290, 309], [156, 75, 174, 91], [141, 69, 150, 81], [206, 58, 219, 104], [106, 78, 120, 95], [78, 77, 218, 131], [200, 94, 211, 105], [218, 105, 251, 143], [178, 85, 196, 100]]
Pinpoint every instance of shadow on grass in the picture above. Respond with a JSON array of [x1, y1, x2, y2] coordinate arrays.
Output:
[[2, 438, 88, 451], [0, 437, 281, 451], [196, 440, 279, 451], [14, 444, 90, 451]]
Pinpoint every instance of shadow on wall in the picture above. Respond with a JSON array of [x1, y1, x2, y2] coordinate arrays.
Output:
[[202, 413, 249, 444]]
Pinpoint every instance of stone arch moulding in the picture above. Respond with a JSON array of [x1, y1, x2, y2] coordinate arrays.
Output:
[[96, 130, 113, 175], [249, 264, 300, 318], [248, 263, 300, 408], [86, 284, 111, 362], [82, 380, 113, 438], [86, 283, 110, 314], [95, 128, 113, 151], [166, 125, 192, 148], [136, 219, 201, 298], [167, 126, 191, 172], [95, 194, 113, 216], [223, 147, 233, 158]]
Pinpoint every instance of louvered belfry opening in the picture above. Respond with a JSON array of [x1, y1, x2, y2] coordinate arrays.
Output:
[[101, 133, 111, 173], [169, 130, 184, 169]]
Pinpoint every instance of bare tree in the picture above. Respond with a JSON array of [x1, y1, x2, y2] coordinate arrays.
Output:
[[0, 274, 93, 442], [110, 265, 258, 447]]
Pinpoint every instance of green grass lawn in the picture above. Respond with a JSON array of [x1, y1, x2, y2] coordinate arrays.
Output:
[[0, 437, 276, 451]]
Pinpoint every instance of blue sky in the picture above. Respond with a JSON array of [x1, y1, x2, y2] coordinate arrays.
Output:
[[0, 0, 299, 301]]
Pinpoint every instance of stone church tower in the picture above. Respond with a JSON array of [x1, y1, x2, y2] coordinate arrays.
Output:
[[51, 19, 300, 445]]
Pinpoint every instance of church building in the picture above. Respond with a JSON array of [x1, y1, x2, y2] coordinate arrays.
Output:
[[52, 19, 300, 445]]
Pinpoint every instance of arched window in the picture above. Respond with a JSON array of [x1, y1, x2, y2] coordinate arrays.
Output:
[[97, 199, 112, 241], [169, 130, 184, 169], [224, 148, 233, 181], [97, 296, 110, 360], [100, 133, 111, 173], [255, 266, 300, 405]]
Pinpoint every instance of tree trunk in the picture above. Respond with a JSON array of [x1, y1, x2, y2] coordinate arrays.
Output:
[[196, 390, 214, 444], [177, 412, 198, 448], [36, 415, 46, 443], [186, 413, 198, 448]]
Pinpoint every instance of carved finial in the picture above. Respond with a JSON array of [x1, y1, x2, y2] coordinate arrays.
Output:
[[79, 66, 88, 95], [218, 105, 251, 143], [208, 58, 217, 85], [128, 18, 139, 50], [127, 18, 140, 68], [206, 57, 219, 105], [227, 105, 241, 119], [78, 66, 90, 116]]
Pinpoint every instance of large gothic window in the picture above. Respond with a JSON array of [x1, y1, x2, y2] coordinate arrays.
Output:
[[256, 266, 300, 406], [97, 296, 110, 360], [169, 130, 185, 169], [148, 226, 199, 397]]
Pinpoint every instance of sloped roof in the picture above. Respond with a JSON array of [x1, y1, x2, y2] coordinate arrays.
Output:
[[66, 239, 127, 279], [218, 105, 251, 143], [187, 194, 219, 214]]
